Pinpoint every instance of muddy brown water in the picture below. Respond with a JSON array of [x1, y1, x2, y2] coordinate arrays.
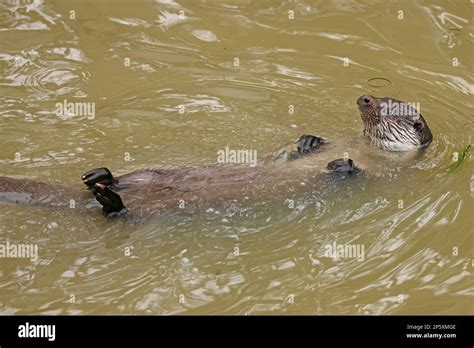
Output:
[[0, 0, 472, 314]]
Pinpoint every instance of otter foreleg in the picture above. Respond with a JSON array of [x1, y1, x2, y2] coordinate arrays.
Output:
[[327, 158, 359, 173], [296, 135, 324, 155], [326, 158, 361, 181], [287, 135, 325, 159], [275, 134, 325, 161]]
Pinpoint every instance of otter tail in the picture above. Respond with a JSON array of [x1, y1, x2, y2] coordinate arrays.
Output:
[[0, 176, 83, 208]]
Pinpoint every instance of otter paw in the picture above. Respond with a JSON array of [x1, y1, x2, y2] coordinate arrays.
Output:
[[297, 135, 324, 155], [327, 158, 359, 173], [81, 167, 115, 189], [93, 183, 127, 218]]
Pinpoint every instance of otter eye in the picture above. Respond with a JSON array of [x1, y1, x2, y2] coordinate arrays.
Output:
[[363, 98, 370, 104]]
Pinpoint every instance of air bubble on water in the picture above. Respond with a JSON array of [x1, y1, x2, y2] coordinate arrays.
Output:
[[181, 257, 190, 265], [47, 222, 59, 229], [367, 77, 392, 88]]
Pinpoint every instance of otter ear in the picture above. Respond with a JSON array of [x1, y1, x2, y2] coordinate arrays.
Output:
[[413, 120, 423, 131], [413, 114, 433, 145]]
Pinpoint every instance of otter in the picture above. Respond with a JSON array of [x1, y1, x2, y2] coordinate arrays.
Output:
[[357, 95, 432, 151], [0, 95, 432, 221]]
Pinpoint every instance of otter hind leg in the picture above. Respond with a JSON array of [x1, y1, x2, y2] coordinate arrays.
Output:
[[93, 183, 127, 218], [81, 167, 115, 189]]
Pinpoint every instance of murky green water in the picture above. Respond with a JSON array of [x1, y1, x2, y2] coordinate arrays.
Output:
[[0, 0, 472, 314]]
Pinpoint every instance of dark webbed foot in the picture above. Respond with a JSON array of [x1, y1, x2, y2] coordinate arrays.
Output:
[[327, 158, 359, 174], [93, 183, 128, 218], [297, 135, 324, 155], [278, 134, 325, 160], [81, 167, 115, 189]]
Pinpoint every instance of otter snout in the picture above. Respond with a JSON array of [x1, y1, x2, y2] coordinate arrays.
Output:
[[357, 95, 375, 109]]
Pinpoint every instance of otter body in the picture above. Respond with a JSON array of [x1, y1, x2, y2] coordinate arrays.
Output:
[[80, 149, 357, 220], [94, 164, 276, 219], [0, 95, 433, 221], [0, 176, 85, 207], [0, 135, 337, 220]]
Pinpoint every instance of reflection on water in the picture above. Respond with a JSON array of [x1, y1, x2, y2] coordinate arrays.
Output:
[[0, 0, 472, 315]]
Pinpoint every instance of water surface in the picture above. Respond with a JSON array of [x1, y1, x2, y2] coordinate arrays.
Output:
[[0, 0, 472, 314]]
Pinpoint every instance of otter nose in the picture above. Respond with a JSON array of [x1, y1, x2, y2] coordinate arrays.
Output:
[[357, 95, 372, 107]]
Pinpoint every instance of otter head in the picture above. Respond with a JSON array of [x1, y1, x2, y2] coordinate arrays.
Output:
[[357, 95, 433, 151]]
